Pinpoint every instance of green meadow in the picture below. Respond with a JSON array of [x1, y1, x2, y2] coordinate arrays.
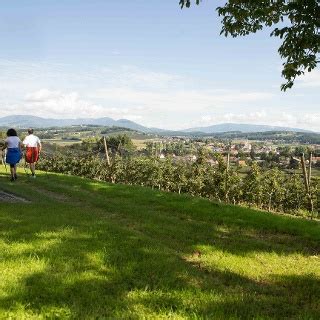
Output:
[[0, 166, 319, 319]]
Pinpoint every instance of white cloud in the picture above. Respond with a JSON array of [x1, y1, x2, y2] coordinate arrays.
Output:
[[0, 59, 318, 131], [1, 89, 143, 120], [297, 69, 320, 88], [24, 89, 102, 118], [4, 85, 272, 128], [201, 111, 268, 124], [299, 113, 320, 129], [93, 87, 273, 110], [25, 89, 63, 102], [103, 66, 183, 90], [198, 111, 320, 132]]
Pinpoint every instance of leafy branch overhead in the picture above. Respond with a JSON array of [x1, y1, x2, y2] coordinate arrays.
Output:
[[179, 0, 320, 91]]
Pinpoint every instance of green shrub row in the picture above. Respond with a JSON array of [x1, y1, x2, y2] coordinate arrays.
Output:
[[38, 153, 319, 217]]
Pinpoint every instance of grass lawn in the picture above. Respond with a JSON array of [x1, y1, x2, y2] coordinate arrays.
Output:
[[0, 165, 319, 319]]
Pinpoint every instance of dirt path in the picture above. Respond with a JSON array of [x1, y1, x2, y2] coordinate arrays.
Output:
[[0, 190, 30, 203]]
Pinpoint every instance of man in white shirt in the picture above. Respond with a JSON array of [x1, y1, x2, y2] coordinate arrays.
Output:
[[23, 128, 42, 177]]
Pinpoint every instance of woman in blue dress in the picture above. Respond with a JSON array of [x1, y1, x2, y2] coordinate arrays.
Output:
[[1, 128, 22, 181]]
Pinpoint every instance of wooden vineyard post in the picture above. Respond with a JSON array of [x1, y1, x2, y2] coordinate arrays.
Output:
[[308, 153, 312, 187], [226, 152, 230, 173], [308, 153, 314, 218], [225, 152, 230, 202], [301, 153, 309, 193], [103, 136, 110, 166], [300, 153, 314, 216]]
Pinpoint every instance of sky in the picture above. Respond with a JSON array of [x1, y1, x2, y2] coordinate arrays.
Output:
[[0, 0, 319, 131]]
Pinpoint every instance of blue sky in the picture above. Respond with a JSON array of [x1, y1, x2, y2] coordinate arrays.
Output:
[[0, 0, 319, 131]]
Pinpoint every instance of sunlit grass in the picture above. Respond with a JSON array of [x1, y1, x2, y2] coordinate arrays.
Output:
[[0, 165, 319, 319]]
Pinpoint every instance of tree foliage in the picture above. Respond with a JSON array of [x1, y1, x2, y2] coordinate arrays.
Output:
[[179, 0, 320, 90], [38, 152, 319, 217]]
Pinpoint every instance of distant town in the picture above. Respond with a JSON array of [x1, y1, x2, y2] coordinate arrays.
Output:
[[2, 124, 318, 177]]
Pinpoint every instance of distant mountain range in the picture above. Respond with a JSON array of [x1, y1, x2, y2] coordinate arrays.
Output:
[[0, 115, 314, 134], [0, 115, 149, 132], [183, 123, 312, 133]]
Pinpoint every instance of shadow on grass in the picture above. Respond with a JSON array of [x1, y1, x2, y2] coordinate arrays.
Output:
[[0, 172, 319, 318], [0, 205, 319, 318], [10, 172, 319, 257]]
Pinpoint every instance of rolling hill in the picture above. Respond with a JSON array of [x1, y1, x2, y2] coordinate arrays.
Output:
[[0, 115, 150, 132], [183, 122, 312, 133], [0, 115, 313, 133], [0, 166, 319, 318]]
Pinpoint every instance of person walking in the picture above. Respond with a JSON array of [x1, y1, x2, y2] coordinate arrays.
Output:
[[23, 128, 42, 178], [1, 128, 23, 181]]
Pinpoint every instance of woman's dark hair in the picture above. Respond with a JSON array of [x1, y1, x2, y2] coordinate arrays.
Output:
[[6, 128, 18, 137]]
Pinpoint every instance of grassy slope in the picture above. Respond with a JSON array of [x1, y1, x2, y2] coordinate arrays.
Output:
[[0, 166, 319, 319]]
